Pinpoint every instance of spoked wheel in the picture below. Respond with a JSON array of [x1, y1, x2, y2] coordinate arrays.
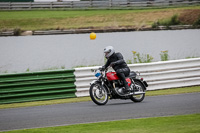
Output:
[[130, 81, 145, 102], [89, 83, 108, 105]]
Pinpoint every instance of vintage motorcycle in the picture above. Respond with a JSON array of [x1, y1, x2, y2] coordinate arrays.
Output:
[[89, 67, 148, 105]]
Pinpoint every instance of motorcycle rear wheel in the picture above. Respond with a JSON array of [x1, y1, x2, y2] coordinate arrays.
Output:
[[130, 81, 145, 102], [89, 83, 108, 105]]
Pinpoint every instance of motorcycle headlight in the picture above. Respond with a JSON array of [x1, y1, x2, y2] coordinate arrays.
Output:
[[95, 72, 101, 77]]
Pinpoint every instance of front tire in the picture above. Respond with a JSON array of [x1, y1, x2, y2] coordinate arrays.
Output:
[[130, 80, 145, 102], [89, 83, 108, 105]]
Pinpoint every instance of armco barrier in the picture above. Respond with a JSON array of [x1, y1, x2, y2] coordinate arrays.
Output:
[[1, 58, 199, 104], [74, 58, 200, 97], [0, 69, 76, 104]]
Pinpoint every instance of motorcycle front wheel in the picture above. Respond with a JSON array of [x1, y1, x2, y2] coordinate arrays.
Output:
[[89, 83, 108, 105], [130, 80, 145, 102]]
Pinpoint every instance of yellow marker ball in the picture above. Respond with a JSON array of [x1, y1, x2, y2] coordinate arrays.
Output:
[[90, 32, 96, 40]]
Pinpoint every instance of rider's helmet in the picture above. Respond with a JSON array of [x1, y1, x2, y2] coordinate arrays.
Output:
[[104, 46, 115, 58]]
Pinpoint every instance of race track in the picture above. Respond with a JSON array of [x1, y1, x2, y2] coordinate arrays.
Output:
[[0, 93, 200, 131]]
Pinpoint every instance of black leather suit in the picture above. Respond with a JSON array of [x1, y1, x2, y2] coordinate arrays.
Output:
[[103, 52, 130, 89]]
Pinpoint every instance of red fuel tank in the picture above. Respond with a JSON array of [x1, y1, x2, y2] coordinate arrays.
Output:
[[106, 72, 131, 86], [106, 72, 119, 81]]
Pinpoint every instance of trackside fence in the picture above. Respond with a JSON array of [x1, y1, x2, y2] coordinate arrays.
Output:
[[0, 69, 76, 104], [0, 0, 200, 10], [74, 58, 200, 97], [0, 58, 200, 104]]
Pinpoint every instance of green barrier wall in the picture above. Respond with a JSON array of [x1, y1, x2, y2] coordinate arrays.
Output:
[[0, 69, 76, 104], [0, 0, 34, 2]]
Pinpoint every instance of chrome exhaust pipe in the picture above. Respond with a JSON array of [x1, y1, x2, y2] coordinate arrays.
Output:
[[133, 92, 145, 95]]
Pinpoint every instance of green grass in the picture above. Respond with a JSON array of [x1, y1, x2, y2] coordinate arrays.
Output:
[[152, 14, 181, 28], [0, 6, 200, 31], [2, 114, 200, 133], [0, 86, 199, 109], [147, 86, 200, 96], [1, 6, 199, 20], [0, 10, 113, 20]]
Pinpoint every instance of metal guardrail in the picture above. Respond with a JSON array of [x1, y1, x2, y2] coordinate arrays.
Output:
[[0, 0, 200, 10], [1, 58, 199, 104], [0, 69, 76, 104], [74, 58, 200, 97]]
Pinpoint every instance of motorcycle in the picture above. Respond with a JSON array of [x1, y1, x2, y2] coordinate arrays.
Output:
[[89, 67, 148, 105]]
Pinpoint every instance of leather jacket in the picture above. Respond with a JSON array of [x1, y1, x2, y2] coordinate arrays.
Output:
[[104, 52, 129, 71]]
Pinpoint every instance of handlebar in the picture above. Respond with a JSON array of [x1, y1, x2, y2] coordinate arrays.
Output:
[[91, 66, 112, 73], [100, 66, 111, 72]]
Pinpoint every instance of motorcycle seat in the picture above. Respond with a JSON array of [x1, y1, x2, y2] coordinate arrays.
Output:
[[126, 71, 137, 78]]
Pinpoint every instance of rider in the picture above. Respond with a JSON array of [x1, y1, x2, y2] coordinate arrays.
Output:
[[101, 46, 131, 93]]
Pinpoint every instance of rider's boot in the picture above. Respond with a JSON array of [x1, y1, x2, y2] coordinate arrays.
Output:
[[123, 82, 130, 93], [116, 72, 130, 94]]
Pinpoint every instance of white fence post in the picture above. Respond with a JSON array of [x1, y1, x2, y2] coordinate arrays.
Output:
[[50, 2, 53, 9], [9, 2, 11, 10], [127, 0, 130, 7], [71, 1, 74, 8], [90, 0, 93, 8], [109, 0, 112, 7], [29, 2, 32, 10]]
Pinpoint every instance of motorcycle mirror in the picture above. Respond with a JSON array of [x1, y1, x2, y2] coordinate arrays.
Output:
[[91, 69, 95, 72]]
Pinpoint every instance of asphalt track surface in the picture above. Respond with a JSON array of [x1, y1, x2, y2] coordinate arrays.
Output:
[[0, 93, 200, 131]]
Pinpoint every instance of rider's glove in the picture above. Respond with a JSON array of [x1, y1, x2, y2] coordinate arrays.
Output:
[[99, 66, 105, 71]]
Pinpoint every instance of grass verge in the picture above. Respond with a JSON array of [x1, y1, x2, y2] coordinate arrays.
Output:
[[0, 86, 199, 109], [0, 6, 200, 31], [2, 113, 200, 133]]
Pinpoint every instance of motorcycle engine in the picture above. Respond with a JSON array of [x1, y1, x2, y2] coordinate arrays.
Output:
[[113, 81, 126, 95], [115, 87, 125, 95]]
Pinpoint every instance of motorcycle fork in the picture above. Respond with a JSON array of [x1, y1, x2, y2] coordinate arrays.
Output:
[[103, 82, 112, 95]]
